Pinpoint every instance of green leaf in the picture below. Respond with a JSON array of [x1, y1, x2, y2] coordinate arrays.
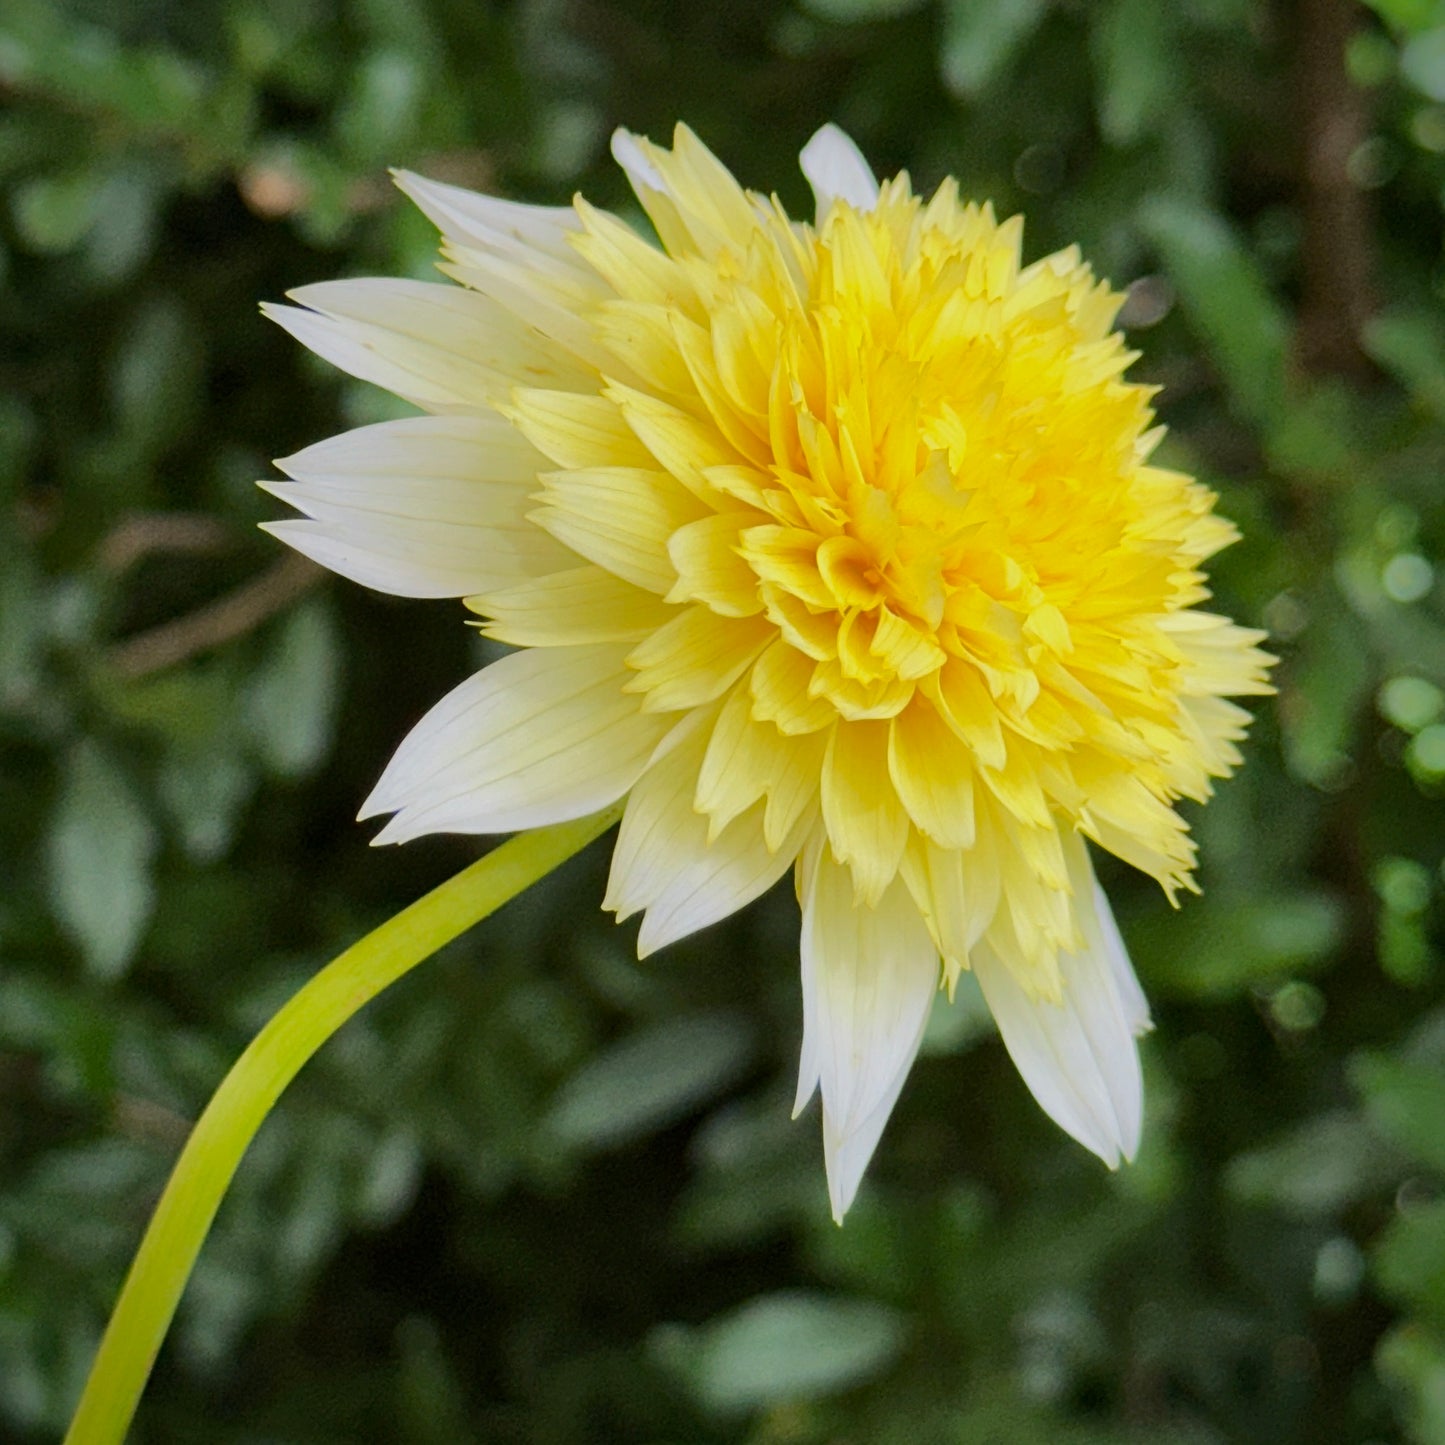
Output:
[[544, 1011, 756, 1151], [1353, 1053, 1445, 1175], [1093, 0, 1176, 146], [1403, 27, 1445, 98], [1136, 194, 1291, 430], [800, 0, 928, 21], [243, 600, 341, 778], [335, 48, 425, 162], [1225, 1112, 1397, 1218], [110, 295, 201, 451], [1375, 1323, 1445, 1445], [11, 172, 102, 253], [1280, 586, 1373, 787], [939, 0, 1046, 99], [1364, 309, 1445, 420], [0, 545, 42, 711], [1139, 890, 1344, 998], [651, 1291, 906, 1413], [46, 743, 157, 980], [1362, 0, 1445, 32], [156, 742, 253, 862], [1376, 1200, 1445, 1328]]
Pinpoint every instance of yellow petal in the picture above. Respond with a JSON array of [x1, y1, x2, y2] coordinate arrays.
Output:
[[821, 719, 910, 907], [625, 606, 773, 712], [532, 466, 708, 593], [696, 683, 827, 847], [469, 565, 672, 645], [749, 639, 837, 735], [607, 381, 742, 500], [666, 511, 765, 616], [926, 660, 1007, 771], [507, 389, 653, 470], [888, 701, 975, 849]]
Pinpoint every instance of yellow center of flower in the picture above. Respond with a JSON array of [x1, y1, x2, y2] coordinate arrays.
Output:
[[715, 192, 1154, 727], [466, 132, 1273, 996]]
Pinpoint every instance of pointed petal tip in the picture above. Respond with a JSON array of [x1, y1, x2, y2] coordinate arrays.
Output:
[[823, 1118, 867, 1223], [610, 128, 665, 191], [355, 793, 386, 824], [799, 123, 880, 217]]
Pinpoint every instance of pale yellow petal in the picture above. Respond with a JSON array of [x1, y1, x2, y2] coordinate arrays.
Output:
[[695, 682, 826, 846], [607, 382, 743, 500], [888, 701, 976, 849], [468, 566, 672, 645], [265, 279, 591, 412], [507, 389, 654, 470], [820, 719, 910, 907], [625, 606, 773, 712], [611, 124, 764, 258], [532, 466, 709, 593], [749, 638, 837, 735], [362, 643, 671, 842], [666, 511, 765, 616]]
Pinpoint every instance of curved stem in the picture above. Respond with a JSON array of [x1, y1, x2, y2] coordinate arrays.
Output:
[[64, 804, 622, 1445]]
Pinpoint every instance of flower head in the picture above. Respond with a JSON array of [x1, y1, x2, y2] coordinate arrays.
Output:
[[263, 124, 1273, 1219]]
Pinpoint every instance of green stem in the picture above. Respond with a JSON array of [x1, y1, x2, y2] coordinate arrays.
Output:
[[64, 804, 622, 1445]]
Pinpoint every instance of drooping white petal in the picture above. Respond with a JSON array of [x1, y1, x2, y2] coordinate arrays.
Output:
[[263, 278, 592, 414], [604, 709, 811, 957], [800, 124, 880, 220], [799, 832, 941, 1221], [972, 840, 1145, 1166], [1061, 830, 1152, 1047], [261, 415, 574, 598], [362, 644, 672, 843], [1092, 882, 1151, 1039], [793, 836, 823, 1120]]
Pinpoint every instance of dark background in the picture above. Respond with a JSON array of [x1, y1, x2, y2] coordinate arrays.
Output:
[[4, 0, 1445, 1440]]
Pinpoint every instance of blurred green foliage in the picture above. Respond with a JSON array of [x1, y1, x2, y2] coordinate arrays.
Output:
[[2, 0, 1445, 1440]]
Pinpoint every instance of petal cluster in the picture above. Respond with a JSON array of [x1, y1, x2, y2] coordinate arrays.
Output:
[[263, 124, 1273, 1219]]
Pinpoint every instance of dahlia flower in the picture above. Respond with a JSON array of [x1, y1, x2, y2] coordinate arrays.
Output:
[[261, 124, 1273, 1219]]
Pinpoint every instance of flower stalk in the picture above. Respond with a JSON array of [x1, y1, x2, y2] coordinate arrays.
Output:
[[63, 804, 621, 1445]]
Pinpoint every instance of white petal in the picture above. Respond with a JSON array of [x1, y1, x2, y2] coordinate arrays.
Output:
[[261, 415, 574, 598], [1093, 882, 1151, 1039], [792, 834, 823, 1120], [392, 170, 583, 265], [972, 842, 1145, 1166], [362, 643, 671, 843], [264, 278, 591, 413], [610, 129, 667, 193], [1062, 829, 1151, 1048], [800, 124, 880, 220], [800, 834, 940, 1221], [394, 172, 620, 375], [604, 709, 811, 957]]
